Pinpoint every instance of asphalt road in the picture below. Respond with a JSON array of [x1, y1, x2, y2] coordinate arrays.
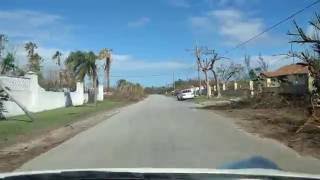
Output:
[[19, 95, 320, 174]]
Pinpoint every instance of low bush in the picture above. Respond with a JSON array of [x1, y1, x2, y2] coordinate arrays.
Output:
[[113, 79, 145, 101]]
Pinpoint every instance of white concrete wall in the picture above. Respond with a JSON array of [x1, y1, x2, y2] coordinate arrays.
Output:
[[84, 93, 89, 103], [70, 82, 85, 106], [97, 84, 104, 101], [0, 72, 86, 117]]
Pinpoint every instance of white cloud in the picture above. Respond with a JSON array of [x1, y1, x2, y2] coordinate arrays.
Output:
[[128, 17, 151, 28], [168, 0, 190, 8], [210, 9, 266, 44], [0, 10, 71, 45], [216, 0, 259, 6], [189, 16, 215, 34], [112, 54, 192, 71], [189, 8, 268, 45]]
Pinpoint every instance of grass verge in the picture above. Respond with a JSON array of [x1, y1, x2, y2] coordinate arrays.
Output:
[[193, 95, 239, 104], [0, 96, 131, 148]]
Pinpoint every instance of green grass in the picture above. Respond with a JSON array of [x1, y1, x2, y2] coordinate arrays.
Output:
[[0, 97, 131, 147]]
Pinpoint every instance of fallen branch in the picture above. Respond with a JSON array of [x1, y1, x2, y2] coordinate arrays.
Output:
[[0, 82, 35, 122]]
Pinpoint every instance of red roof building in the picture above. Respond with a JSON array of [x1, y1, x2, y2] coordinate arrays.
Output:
[[261, 63, 309, 78]]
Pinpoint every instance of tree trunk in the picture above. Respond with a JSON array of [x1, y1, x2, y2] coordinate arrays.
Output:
[[211, 70, 221, 98], [216, 82, 221, 98], [92, 71, 97, 105], [1, 65, 5, 75], [105, 59, 111, 92], [204, 71, 211, 99], [58, 71, 62, 88], [198, 63, 202, 96]]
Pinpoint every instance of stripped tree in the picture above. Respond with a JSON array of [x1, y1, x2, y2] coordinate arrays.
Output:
[[288, 13, 320, 132], [98, 48, 112, 92], [52, 51, 63, 88], [216, 62, 244, 91], [194, 47, 225, 98], [288, 14, 320, 107]]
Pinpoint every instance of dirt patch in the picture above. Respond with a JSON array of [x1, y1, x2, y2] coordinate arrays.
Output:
[[201, 98, 320, 159], [0, 108, 121, 172]]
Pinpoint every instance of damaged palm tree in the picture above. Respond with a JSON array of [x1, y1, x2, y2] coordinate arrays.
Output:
[[288, 13, 320, 132], [98, 48, 112, 92], [0, 83, 34, 121]]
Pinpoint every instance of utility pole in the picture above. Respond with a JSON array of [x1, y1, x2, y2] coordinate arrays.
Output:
[[186, 46, 202, 95], [173, 72, 175, 91]]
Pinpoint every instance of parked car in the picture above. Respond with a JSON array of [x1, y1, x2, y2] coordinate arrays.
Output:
[[177, 89, 195, 100]]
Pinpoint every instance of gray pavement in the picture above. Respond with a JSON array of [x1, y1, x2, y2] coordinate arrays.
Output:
[[19, 95, 320, 174]]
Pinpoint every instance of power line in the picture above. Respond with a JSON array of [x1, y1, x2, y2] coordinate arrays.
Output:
[[224, 0, 320, 55]]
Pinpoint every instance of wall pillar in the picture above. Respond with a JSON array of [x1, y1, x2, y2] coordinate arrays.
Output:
[[97, 84, 104, 101], [24, 71, 39, 111]]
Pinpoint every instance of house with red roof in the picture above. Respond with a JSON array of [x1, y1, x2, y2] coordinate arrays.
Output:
[[260, 63, 313, 95]]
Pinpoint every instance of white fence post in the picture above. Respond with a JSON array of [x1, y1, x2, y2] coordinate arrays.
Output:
[[249, 80, 254, 96], [222, 83, 226, 91], [234, 82, 238, 90], [24, 71, 39, 110], [266, 78, 271, 87]]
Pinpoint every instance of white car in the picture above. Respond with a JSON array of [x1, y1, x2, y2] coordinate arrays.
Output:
[[177, 89, 195, 100]]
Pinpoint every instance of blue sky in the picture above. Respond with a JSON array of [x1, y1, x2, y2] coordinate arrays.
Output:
[[0, 0, 319, 86]]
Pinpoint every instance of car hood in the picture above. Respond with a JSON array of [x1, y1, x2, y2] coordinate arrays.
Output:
[[2, 168, 320, 179]]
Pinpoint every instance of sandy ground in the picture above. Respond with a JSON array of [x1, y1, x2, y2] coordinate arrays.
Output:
[[207, 106, 320, 160]]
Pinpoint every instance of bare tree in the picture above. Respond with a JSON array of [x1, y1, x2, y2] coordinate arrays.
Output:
[[215, 62, 243, 97], [216, 62, 244, 83], [257, 53, 269, 72], [244, 54, 251, 74], [288, 14, 320, 100], [194, 47, 225, 98], [194, 47, 212, 98], [287, 13, 320, 133]]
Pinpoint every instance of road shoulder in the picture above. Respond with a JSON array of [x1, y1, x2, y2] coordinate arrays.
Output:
[[0, 99, 134, 172], [191, 96, 320, 160]]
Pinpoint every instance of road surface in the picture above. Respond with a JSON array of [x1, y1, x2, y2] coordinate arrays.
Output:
[[19, 95, 320, 173]]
